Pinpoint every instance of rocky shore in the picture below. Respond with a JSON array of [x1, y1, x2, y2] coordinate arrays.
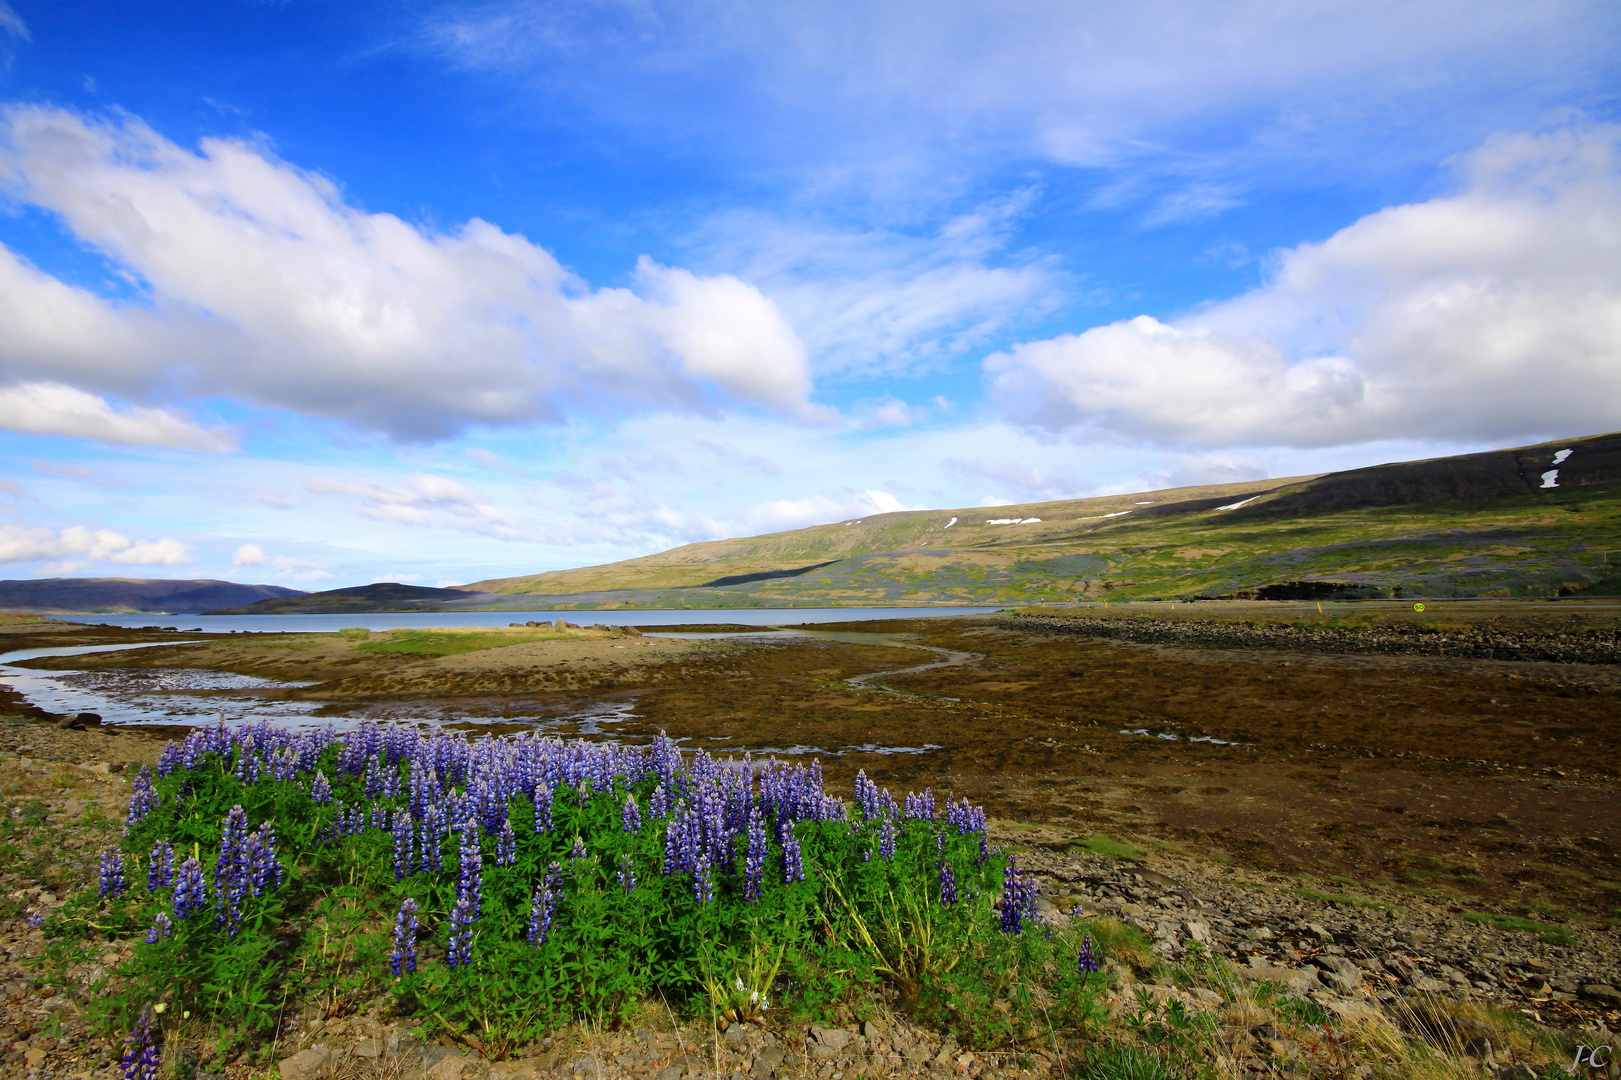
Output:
[[994, 614, 1621, 666]]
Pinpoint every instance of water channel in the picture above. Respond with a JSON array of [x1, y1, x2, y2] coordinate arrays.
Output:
[[1, 611, 991, 752]]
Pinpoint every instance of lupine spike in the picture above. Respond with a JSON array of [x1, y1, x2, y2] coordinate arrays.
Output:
[[390, 898, 420, 975]]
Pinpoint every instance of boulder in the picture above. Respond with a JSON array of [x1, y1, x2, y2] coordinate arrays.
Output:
[[1234, 966, 1321, 994], [1580, 984, 1621, 1007], [278, 1048, 332, 1080], [809, 1027, 854, 1053]]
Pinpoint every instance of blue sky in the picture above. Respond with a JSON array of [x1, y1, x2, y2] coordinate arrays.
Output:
[[0, 0, 1618, 590]]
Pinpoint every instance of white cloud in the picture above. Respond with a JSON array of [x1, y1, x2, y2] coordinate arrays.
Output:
[[989, 124, 1621, 448], [109, 538, 189, 565], [687, 201, 1059, 379], [307, 472, 522, 539], [0, 2, 26, 67], [0, 383, 235, 451], [423, 0, 1618, 187], [233, 543, 265, 566], [0, 523, 190, 565], [740, 489, 914, 534], [0, 106, 818, 442]]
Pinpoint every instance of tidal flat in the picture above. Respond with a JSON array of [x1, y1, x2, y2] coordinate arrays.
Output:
[[0, 604, 1616, 1078]]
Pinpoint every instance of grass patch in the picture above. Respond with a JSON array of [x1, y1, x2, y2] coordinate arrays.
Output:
[[1459, 912, 1574, 945], [1073, 1046, 1181, 1080], [1072, 834, 1145, 860], [1289, 887, 1392, 910], [246, 637, 321, 650], [354, 626, 600, 657]]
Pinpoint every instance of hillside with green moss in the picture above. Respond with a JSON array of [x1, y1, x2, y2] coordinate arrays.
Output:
[[220, 431, 1621, 612]]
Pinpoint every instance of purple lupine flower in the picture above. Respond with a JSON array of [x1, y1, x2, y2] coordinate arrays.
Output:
[[532, 784, 553, 833], [99, 848, 127, 898], [125, 767, 159, 826], [246, 821, 284, 895], [310, 770, 333, 803], [393, 812, 415, 881], [878, 817, 897, 863], [389, 898, 419, 975], [171, 857, 207, 920], [445, 895, 475, 968], [781, 829, 805, 884], [648, 782, 669, 819], [143, 911, 172, 944], [853, 770, 881, 819], [622, 793, 642, 834], [214, 805, 251, 936], [146, 840, 174, 892], [693, 855, 714, 904], [1077, 933, 1100, 975], [456, 821, 483, 921], [569, 834, 588, 861], [939, 859, 958, 906], [999, 863, 1038, 934], [617, 852, 637, 893], [743, 809, 767, 903], [904, 788, 936, 821], [496, 818, 517, 867], [120, 1006, 160, 1080], [419, 806, 444, 873], [527, 880, 558, 945]]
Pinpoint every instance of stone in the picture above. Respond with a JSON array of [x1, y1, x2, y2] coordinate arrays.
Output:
[[1235, 966, 1321, 994], [354, 1038, 383, 1059], [1183, 920, 1212, 944], [278, 1048, 332, 1080], [1463, 1037, 1493, 1061], [1497, 1066, 1538, 1080], [751, 1047, 787, 1078], [725, 1023, 748, 1045], [428, 1053, 472, 1080], [1581, 984, 1621, 1007], [810, 1027, 854, 1053], [24, 1047, 46, 1068], [571, 1055, 603, 1079], [1410, 976, 1450, 994], [658, 1067, 685, 1080]]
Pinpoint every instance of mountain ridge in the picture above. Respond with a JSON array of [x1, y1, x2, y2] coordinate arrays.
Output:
[[0, 577, 306, 614]]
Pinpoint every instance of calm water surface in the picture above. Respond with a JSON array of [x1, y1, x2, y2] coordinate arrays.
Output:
[[62, 606, 999, 634]]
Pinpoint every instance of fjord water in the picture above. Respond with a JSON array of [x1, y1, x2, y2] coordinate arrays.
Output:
[[58, 606, 1000, 633]]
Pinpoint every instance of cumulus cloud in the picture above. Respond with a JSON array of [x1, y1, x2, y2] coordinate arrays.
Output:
[[0, 106, 817, 442], [0, 382, 235, 451], [0, 524, 190, 565], [307, 473, 522, 539], [233, 543, 265, 566], [988, 124, 1621, 448]]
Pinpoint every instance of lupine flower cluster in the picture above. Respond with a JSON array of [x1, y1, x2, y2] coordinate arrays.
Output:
[[114, 720, 1019, 1039]]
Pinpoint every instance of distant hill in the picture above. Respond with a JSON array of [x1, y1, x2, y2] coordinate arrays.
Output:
[[204, 582, 493, 615], [0, 578, 306, 614], [207, 430, 1621, 614], [458, 429, 1621, 607]]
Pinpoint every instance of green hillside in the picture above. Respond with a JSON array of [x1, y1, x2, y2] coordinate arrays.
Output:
[[220, 431, 1621, 613], [463, 430, 1621, 607]]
